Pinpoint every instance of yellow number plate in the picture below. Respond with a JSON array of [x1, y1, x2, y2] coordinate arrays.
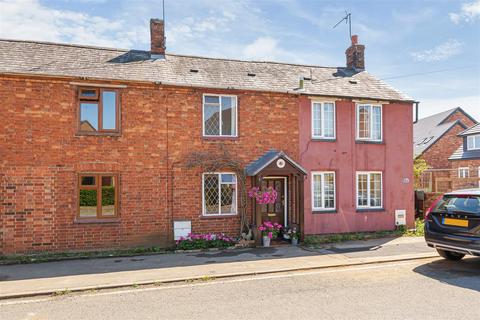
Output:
[[443, 218, 469, 227]]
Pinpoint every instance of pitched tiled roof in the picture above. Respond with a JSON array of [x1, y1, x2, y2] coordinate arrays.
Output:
[[459, 123, 480, 136], [0, 39, 413, 102], [413, 107, 475, 157], [245, 150, 307, 176], [449, 145, 480, 160]]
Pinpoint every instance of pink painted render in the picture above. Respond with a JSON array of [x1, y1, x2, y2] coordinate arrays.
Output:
[[299, 97, 414, 234]]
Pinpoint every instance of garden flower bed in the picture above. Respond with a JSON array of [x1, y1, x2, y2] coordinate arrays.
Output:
[[175, 233, 237, 252]]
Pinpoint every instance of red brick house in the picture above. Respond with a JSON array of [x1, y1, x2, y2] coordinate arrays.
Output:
[[449, 123, 480, 190], [0, 19, 415, 254], [414, 107, 477, 192]]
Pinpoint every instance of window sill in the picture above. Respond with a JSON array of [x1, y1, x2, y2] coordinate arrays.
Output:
[[312, 209, 337, 214], [76, 132, 121, 137], [355, 140, 384, 145], [311, 138, 336, 142], [356, 208, 385, 213], [202, 136, 238, 141], [74, 218, 120, 224], [200, 214, 238, 219]]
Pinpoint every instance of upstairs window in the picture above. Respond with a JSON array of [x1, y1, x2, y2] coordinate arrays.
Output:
[[203, 95, 237, 137], [78, 88, 119, 134], [467, 135, 480, 150], [356, 104, 382, 141], [312, 102, 335, 139]]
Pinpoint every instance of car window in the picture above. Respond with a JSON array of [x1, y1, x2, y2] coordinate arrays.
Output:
[[435, 196, 480, 214]]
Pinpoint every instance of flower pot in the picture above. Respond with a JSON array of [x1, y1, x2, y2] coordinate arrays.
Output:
[[262, 236, 271, 247], [291, 238, 299, 246]]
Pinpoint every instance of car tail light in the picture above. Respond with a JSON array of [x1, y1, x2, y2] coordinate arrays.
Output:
[[425, 196, 443, 220]]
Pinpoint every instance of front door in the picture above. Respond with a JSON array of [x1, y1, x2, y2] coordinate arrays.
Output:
[[260, 178, 286, 226]]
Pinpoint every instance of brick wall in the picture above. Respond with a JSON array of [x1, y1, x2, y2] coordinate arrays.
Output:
[[442, 110, 477, 128], [450, 159, 480, 190], [0, 76, 299, 254], [418, 122, 465, 169]]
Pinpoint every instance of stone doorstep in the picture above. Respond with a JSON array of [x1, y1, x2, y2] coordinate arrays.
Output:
[[0, 251, 438, 300]]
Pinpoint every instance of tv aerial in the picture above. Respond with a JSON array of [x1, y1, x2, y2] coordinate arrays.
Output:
[[333, 11, 352, 41]]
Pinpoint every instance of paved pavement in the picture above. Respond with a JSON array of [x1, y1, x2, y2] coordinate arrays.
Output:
[[1, 256, 479, 320], [0, 236, 436, 299]]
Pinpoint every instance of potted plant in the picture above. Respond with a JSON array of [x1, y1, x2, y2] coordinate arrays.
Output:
[[258, 221, 282, 247], [285, 226, 300, 245]]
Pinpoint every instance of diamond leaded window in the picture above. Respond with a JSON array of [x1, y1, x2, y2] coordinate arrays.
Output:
[[203, 173, 237, 215]]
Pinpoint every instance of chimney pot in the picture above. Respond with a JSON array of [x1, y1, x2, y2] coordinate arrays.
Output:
[[351, 35, 358, 45], [150, 18, 166, 59], [345, 34, 365, 70]]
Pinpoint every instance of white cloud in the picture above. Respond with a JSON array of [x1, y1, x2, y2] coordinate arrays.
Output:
[[243, 37, 279, 60], [410, 39, 464, 62], [449, 0, 480, 24], [0, 0, 146, 48], [419, 95, 480, 120]]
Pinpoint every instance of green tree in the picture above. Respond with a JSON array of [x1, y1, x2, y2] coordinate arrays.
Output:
[[413, 158, 429, 188]]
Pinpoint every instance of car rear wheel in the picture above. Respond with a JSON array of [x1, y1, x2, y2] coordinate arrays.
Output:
[[437, 249, 465, 261]]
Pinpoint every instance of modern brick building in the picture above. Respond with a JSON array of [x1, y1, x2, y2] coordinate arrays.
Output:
[[414, 107, 477, 192], [1, 19, 415, 254], [449, 123, 480, 190]]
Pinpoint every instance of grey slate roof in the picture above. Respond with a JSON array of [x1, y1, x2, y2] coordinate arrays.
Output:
[[413, 107, 472, 157], [449, 145, 480, 160], [0, 39, 413, 102], [459, 123, 480, 136], [245, 150, 307, 176]]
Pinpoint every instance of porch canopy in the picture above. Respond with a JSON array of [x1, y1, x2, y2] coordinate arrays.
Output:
[[245, 150, 307, 243]]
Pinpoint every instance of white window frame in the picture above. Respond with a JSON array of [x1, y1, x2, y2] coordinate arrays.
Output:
[[356, 171, 383, 209], [458, 167, 470, 178], [311, 101, 336, 139], [356, 104, 383, 142], [202, 172, 238, 216], [202, 94, 238, 137], [467, 135, 480, 150], [311, 171, 336, 211]]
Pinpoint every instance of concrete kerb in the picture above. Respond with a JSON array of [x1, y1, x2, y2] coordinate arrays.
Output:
[[0, 251, 438, 300]]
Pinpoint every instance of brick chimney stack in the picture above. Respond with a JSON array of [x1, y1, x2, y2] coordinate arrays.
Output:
[[345, 35, 365, 70], [150, 18, 166, 59]]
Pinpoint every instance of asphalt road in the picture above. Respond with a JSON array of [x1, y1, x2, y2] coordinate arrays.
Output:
[[1, 256, 479, 320]]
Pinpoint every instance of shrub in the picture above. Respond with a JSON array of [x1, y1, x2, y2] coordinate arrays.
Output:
[[176, 233, 236, 250]]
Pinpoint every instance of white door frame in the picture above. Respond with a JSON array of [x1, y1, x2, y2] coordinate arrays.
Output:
[[262, 176, 288, 226]]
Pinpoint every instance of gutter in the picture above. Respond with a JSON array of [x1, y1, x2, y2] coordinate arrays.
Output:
[[0, 71, 415, 104]]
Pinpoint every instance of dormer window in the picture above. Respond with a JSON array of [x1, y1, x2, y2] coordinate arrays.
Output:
[[467, 134, 480, 150]]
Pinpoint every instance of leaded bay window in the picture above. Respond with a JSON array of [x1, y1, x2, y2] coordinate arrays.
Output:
[[312, 102, 335, 139], [79, 174, 118, 218], [356, 172, 382, 209], [203, 173, 237, 215], [357, 104, 382, 141], [203, 95, 237, 137], [312, 172, 336, 210]]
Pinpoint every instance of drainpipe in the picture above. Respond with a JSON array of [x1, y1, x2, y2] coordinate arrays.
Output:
[[414, 101, 419, 124]]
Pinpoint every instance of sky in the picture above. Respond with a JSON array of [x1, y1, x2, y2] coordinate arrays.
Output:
[[0, 0, 479, 120]]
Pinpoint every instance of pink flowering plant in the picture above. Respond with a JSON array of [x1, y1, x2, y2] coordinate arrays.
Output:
[[248, 186, 278, 204], [258, 221, 282, 239], [176, 233, 236, 250]]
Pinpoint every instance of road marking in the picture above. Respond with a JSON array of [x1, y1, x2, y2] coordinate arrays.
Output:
[[0, 258, 435, 307]]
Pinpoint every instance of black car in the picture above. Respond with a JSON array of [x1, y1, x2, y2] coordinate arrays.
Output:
[[425, 188, 480, 261]]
